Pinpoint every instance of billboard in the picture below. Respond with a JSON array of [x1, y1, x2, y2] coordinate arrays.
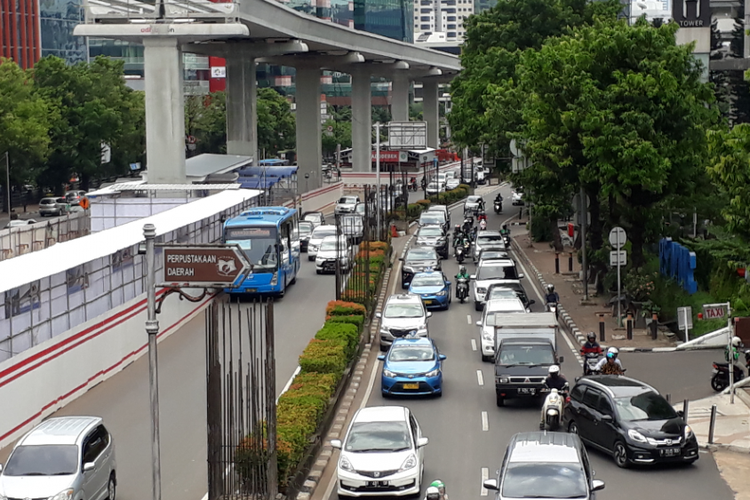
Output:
[[629, 0, 672, 22]]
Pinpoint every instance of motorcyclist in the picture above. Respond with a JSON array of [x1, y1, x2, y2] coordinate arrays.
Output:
[[479, 219, 488, 231], [477, 210, 487, 222], [430, 480, 449, 500], [594, 347, 624, 374], [456, 266, 470, 280], [421, 178, 427, 190], [495, 193, 503, 203], [580, 331, 603, 356], [545, 284, 560, 304], [545, 365, 568, 391], [726, 336, 745, 374], [500, 223, 511, 236], [453, 232, 469, 251]]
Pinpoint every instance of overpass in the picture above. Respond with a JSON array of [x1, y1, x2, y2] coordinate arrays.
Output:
[[74, 0, 462, 189]]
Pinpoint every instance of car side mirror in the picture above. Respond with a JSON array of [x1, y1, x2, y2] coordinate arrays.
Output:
[[470, 275, 477, 280], [83, 462, 95, 472], [592, 479, 605, 492], [483, 479, 499, 491], [427, 312, 432, 318], [377, 355, 385, 361], [677, 410, 684, 418], [476, 321, 482, 327], [446, 281, 451, 286], [330, 439, 342, 449], [518, 273, 525, 279], [439, 354, 447, 360], [529, 299, 536, 305], [375, 312, 382, 318], [558, 356, 564, 364], [399, 257, 404, 261], [417, 437, 429, 447], [601, 415, 613, 422]]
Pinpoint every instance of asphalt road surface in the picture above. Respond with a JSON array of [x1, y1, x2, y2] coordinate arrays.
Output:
[[324, 183, 733, 500]]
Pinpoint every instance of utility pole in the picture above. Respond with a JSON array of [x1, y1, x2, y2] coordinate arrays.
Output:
[[375, 122, 382, 239], [4, 152, 10, 222], [580, 187, 588, 301]]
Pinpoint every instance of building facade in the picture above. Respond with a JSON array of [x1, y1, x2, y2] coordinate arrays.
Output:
[[1, 0, 42, 68], [413, 0, 473, 42], [354, 0, 413, 42]]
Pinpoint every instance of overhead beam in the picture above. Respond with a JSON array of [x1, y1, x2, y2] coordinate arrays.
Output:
[[257, 51, 365, 69], [184, 39, 309, 57]]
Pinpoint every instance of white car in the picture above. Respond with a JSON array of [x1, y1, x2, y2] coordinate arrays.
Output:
[[476, 298, 529, 361], [471, 258, 523, 311], [336, 195, 361, 215], [445, 178, 460, 190], [307, 224, 337, 261], [376, 293, 431, 350], [425, 182, 445, 196], [315, 235, 352, 274], [512, 191, 524, 206], [472, 231, 507, 264], [4, 219, 37, 229], [331, 406, 428, 498]]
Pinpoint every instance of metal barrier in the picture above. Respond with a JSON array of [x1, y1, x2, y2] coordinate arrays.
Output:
[[0, 212, 90, 261]]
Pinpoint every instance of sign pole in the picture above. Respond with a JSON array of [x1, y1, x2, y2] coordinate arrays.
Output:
[[580, 187, 588, 301], [683, 307, 689, 343], [728, 301, 734, 404], [617, 231, 622, 327], [375, 122, 381, 239], [143, 223, 162, 500]]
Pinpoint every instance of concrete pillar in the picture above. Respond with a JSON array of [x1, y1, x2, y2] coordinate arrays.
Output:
[[422, 80, 439, 149], [226, 49, 257, 158], [143, 38, 186, 184], [351, 67, 372, 173], [391, 72, 409, 122], [295, 66, 323, 189]]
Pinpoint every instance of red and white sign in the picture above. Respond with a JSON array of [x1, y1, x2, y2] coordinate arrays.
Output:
[[371, 151, 406, 162], [702, 304, 726, 319]]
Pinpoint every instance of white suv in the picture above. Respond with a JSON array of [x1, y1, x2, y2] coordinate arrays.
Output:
[[376, 294, 431, 351], [471, 258, 523, 311], [315, 235, 352, 274], [0, 416, 117, 500], [335, 195, 361, 214], [476, 297, 528, 361]]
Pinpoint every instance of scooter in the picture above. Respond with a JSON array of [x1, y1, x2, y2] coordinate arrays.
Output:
[[711, 351, 750, 391], [540, 384, 568, 431], [494, 199, 502, 214], [456, 278, 470, 303], [582, 352, 601, 376], [455, 245, 466, 263], [408, 180, 418, 192], [545, 301, 558, 318]]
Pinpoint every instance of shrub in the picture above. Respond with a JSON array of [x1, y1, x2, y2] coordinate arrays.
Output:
[[326, 300, 367, 316], [407, 203, 425, 218], [363, 241, 389, 251], [316, 322, 360, 359], [326, 314, 365, 331], [416, 199, 431, 208], [299, 339, 347, 374]]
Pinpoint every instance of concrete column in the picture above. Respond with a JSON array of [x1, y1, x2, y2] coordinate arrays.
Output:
[[295, 66, 323, 189], [226, 49, 257, 158], [144, 38, 186, 184], [391, 72, 409, 122], [351, 67, 373, 173], [422, 80, 439, 149]]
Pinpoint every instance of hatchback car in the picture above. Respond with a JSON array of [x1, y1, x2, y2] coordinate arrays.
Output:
[[564, 376, 699, 468], [378, 337, 446, 397], [315, 235, 352, 274], [415, 225, 449, 259], [376, 293, 431, 351], [298, 220, 315, 252], [484, 432, 604, 500], [408, 271, 451, 310], [335, 195, 361, 214], [39, 197, 65, 217], [331, 406, 428, 498], [400, 247, 441, 288], [0, 416, 117, 500], [65, 190, 87, 206], [307, 224, 337, 260]]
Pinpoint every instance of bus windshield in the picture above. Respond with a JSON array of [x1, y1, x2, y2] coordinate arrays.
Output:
[[225, 227, 279, 272]]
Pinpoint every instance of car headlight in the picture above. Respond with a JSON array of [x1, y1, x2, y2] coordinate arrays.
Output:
[[339, 455, 354, 472], [628, 429, 648, 443], [425, 368, 440, 377], [403, 266, 414, 273], [498, 376, 510, 384], [418, 325, 428, 335], [400, 454, 417, 471], [309, 245, 318, 252], [270, 272, 277, 285], [476, 287, 487, 295], [50, 490, 74, 500], [684, 424, 694, 439], [380, 326, 391, 334], [383, 369, 397, 378], [483, 332, 494, 341], [436, 291, 447, 296]]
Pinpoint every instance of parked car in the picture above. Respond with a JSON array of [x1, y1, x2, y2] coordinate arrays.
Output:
[[415, 225, 449, 259], [0, 416, 117, 500], [298, 220, 315, 252], [335, 195, 361, 215], [315, 235, 352, 274], [471, 258, 523, 311], [302, 211, 326, 228], [330, 406, 428, 498], [483, 432, 604, 500], [4, 219, 37, 229], [563, 376, 699, 468], [39, 197, 65, 217], [408, 271, 451, 310], [307, 224, 337, 261], [400, 247, 441, 289], [379, 337, 446, 397], [376, 293, 431, 350]]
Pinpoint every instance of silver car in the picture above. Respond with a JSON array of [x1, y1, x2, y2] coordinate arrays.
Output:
[[376, 293, 431, 351], [39, 197, 65, 217], [0, 416, 117, 500], [307, 224, 337, 261]]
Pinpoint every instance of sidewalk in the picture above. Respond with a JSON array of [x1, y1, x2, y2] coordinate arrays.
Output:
[[686, 389, 750, 452]]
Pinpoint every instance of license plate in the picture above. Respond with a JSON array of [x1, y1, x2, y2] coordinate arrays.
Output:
[[519, 388, 536, 395], [660, 447, 681, 457], [424, 299, 434, 304], [366, 481, 389, 487], [246, 289, 257, 293], [402, 383, 420, 389]]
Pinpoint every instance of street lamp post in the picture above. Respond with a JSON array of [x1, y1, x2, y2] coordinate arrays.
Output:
[[4, 152, 10, 222], [374, 122, 382, 239]]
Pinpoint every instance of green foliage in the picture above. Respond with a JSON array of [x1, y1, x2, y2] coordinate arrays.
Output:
[[185, 92, 226, 155], [622, 269, 657, 302], [428, 186, 469, 205], [707, 124, 750, 242], [298, 339, 347, 374], [326, 300, 367, 317], [257, 88, 296, 155], [325, 314, 365, 331], [322, 118, 352, 157], [315, 322, 360, 359], [529, 213, 554, 242]]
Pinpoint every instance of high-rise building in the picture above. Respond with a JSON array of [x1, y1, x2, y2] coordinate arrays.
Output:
[[354, 0, 413, 42], [473, 0, 495, 14], [39, 0, 87, 63], [1, 0, 42, 68], [413, 0, 472, 42]]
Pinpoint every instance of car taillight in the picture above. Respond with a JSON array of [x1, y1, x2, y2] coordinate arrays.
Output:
[[713, 363, 719, 370]]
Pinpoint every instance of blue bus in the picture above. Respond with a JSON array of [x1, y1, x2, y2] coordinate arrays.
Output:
[[223, 207, 300, 296]]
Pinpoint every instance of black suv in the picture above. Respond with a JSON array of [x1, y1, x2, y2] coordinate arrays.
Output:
[[563, 376, 699, 468], [494, 338, 562, 407], [400, 247, 441, 288]]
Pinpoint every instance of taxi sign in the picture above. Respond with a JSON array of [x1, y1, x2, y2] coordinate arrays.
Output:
[[701, 303, 727, 319]]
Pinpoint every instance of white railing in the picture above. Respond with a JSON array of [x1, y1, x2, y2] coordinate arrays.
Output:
[[0, 213, 90, 262]]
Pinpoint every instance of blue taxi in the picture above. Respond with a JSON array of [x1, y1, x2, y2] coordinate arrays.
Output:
[[408, 271, 451, 310], [378, 337, 446, 397]]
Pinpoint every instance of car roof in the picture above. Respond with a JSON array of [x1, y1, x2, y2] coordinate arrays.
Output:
[[321, 235, 346, 243], [508, 432, 582, 464], [386, 293, 423, 304], [353, 406, 408, 423], [406, 247, 437, 257], [418, 225, 443, 231], [20, 416, 102, 446], [426, 204, 448, 211], [391, 337, 435, 348], [411, 271, 444, 279], [579, 375, 657, 397], [486, 298, 525, 311], [477, 231, 503, 237], [312, 224, 336, 232], [488, 282, 524, 291], [478, 259, 516, 268]]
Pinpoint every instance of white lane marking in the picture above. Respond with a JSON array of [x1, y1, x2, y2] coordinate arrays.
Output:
[[471, 339, 477, 351], [481, 467, 489, 496], [467, 314, 472, 325], [361, 354, 380, 411], [481, 411, 489, 431], [476, 370, 484, 386]]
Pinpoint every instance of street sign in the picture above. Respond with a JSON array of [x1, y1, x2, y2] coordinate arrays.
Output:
[[79, 197, 90, 210], [609, 250, 627, 266], [702, 303, 727, 319], [572, 193, 590, 209], [609, 227, 627, 249], [161, 245, 251, 288], [678, 306, 693, 330], [187, 135, 197, 145]]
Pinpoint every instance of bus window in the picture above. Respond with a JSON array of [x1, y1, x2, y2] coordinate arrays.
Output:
[[224, 227, 279, 272]]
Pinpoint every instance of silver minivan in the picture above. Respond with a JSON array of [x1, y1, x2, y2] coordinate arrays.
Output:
[[0, 416, 117, 500]]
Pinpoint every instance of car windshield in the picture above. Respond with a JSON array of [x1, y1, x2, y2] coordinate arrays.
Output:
[[481, 252, 508, 261], [419, 227, 443, 237], [467, 196, 480, 203], [320, 239, 346, 251], [477, 235, 505, 245], [41, 199, 56, 205], [389, 345, 435, 362], [406, 249, 437, 260], [4, 445, 79, 476], [299, 224, 314, 236], [312, 227, 336, 239], [411, 275, 444, 287], [498, 345, 556, 365], [339, 197, 356, 204], [615, 392, 678, 421], [224, 227, 279, 272], [501, 463, 587, 499], [384, 303, 424, 318], [304, 214, 322, 222], [345, 421, 412, 452], [420, 215, 442, 224], [488, 288, 520, 300], [477, 264, 519, 280]]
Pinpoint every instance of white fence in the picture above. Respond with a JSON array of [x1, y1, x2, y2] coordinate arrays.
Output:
[[0, 213, 90, 261]]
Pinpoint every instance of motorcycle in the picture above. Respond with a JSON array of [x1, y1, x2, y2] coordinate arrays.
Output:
[[494, 200, 502, 214], [582, 352, 601, 376], [479, 220, 487, 231], [455, 245, 466, 263], [711, 351, 750, 391], [540, 384, 568, 431], [456, 278, 470, 303], [545, 301, 558, 318], [408, 180, 418, 192]]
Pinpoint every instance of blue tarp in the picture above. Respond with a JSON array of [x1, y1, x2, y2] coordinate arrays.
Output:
[[237, 166, 298, 178], [258, 159, 288, 166], [239, 177, 282, 189]]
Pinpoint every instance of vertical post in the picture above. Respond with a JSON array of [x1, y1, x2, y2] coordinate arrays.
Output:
[[598, 314, 605, 342], [683, 399, 690, 423], [143, 223, 162, 500], [728, 302, 734, 404], [693, 208, 697, 238], [683, 307, 690, 343], [568, 252, 573, 272], [555, 253, 560, 274], [422, 160, 427, 199], [627, 312, 633, 340], [375, 123, 381, 239], [580, 186, 588, 301], [265, 299, 278, 499], [708, 404, 717, 444], [335, 213, 342, 300], [651, 312, 658, 339], [666, 393, 671, 404], [616, 238, 622, 327], [5, 152, 10, 222]]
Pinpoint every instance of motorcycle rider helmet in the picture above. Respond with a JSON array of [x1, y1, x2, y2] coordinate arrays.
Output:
[[587, 331, 596, 342], [606, 347, 619, 359], [546, 284, 555, 293], [548, 365, 560, 376], [459, 265, 467, 275], [430, 480, 446, 495], [732, 336, 742, 347], [425, 486, 441, 500]]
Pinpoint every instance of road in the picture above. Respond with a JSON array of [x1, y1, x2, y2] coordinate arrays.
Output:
[[0, 249, 337, 500], [324, 182, 734, 500]]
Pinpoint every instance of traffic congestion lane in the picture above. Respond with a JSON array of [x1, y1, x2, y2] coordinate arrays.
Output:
[[0, 258, 335, 500]]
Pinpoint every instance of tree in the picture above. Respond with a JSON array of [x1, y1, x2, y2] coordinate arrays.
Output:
[[710, 19, 731, 123], [707, 124, 750, 242], [33, 56, 142, 191], [256, 88, 295, 157], [322, 119, 352, 158], [448, 0, 621, 150], [512, 20, 717, 266], [0, 59, 51, 197]]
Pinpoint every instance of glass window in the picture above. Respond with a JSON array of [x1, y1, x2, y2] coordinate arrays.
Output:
[[345, 421, 412, 452], [497, 345, 555, 365], [476, 264, 519, 280], [582, 388, 602, 408], [384, 303, 424, 318], [406, 248, 438, 260], [4, 445, 79, 475], [389, 345, 435, 361], [410, 274, 444, 287], [224, 227, 279, 271], [421, 15, 431, 20], [502, 463, 587, 499], [419, 227, 443, 237], [615, 392, 678, 421], [570, 384, 585, 402]]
